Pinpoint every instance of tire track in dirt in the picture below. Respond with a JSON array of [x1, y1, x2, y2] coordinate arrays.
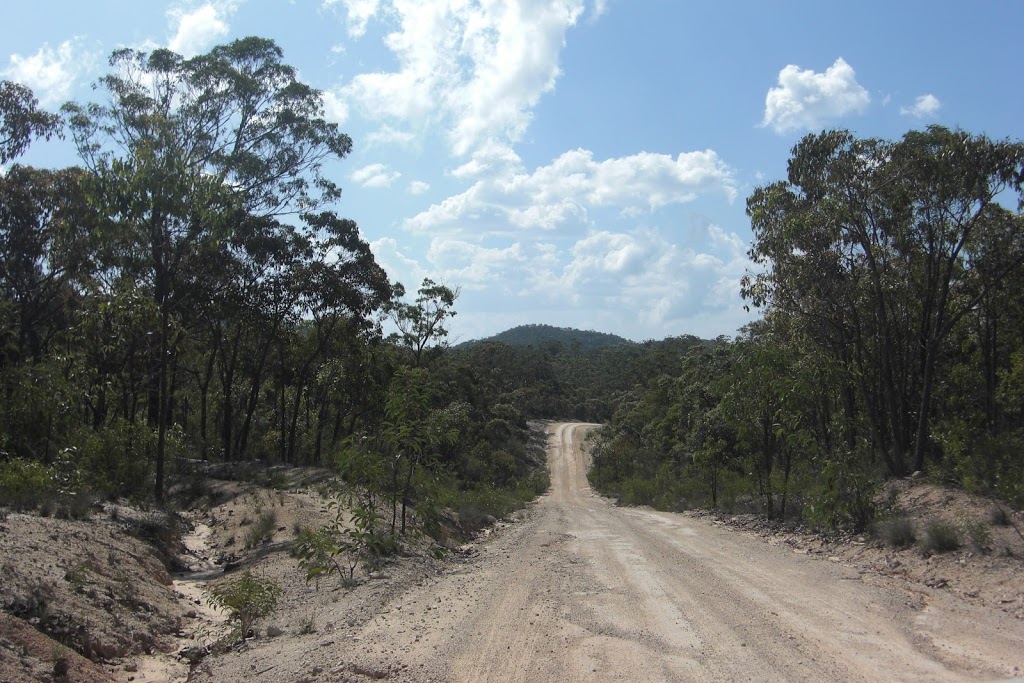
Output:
[[270, 422, 1023, 682]]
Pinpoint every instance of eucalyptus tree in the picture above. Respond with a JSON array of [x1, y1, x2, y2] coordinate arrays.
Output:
[[388, 278, 459, 367], [0, 80, 60, 164], [63, 37, 358, 499], [745, 126, 1024, 477], [0, 165, 94, 460]]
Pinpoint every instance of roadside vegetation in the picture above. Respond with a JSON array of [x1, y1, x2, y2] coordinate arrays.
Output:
[[2, 33, 1024, 674], [588, 128, 1024, 531]]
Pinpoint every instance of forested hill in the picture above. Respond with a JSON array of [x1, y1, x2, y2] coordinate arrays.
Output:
[[460, 324, 635, 352]]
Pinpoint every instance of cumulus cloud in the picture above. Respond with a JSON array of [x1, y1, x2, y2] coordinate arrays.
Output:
[[366, 125, 415, 146], [373, 220, 755, 339], [351, 162, 401, 187], [591, 0, 610, 20], [426, 239, 527, 287], [321, 90, 350, 124], [762, 57, 870, 134], [324, 0, 382, 39], [900, 93, 941, 119], [450, 141, 523, 178], [339, 0, 586, 158], [529, 222, 754, 334], [168, 3, 235, 57], [369, 236, 428, 289], [2, 39, 92, 106], [408, 180, 430, 194], [407, 147, 737, 234]]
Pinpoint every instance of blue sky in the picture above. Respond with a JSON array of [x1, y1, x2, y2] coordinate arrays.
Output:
[[3, 1, 1023, 342]]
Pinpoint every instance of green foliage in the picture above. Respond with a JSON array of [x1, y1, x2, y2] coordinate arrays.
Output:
[[244, 509, 278, 549], [873, 516, 916, 548], [802, 454, 877, 531], [0, 458, 57, 511], [961, 517, 992, 552], [208, 571, 282, 642], [388, 278, 459, 367], [293, 497, 395, 587], [63, 419, 155, 500], [462, 324, 634, 353], [923, 520, 962, 553], [0, 80, 61, 163]]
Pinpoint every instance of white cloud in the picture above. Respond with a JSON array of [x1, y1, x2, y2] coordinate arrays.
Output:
[[351, 162, 401, 187], [450, 141, 523, 178], [407, 147, 736, 234], [340, 0, 587, 159], [324, 0, 382, 39], [426, 239, 527, 287], [369, 236, 428, 290], [322, 90, 350, 124], [168, 3, 235, 57], [528, 223, 755, 335], [408, 180, 430, 194], [762, 57, 870, 134], [2, 39, 91, 106], [372, 221, 755, 340], [900, 93, 941, 119], [366, 125, 415, 146]]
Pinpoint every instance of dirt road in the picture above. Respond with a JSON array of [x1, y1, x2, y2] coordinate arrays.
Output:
[[194, 422, 1024, 682]]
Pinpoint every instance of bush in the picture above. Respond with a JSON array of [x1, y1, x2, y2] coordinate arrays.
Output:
[[293, 501, 394, 587], [208, 571, 282, 642], [874, 516, 916, 548], [65, 418, 155, 500], [988, 505, 1011, 526], [923, 520, 962, 553], [802, 455, 878, 531], [0, 458, 58, 512], [961, 517, 992, 552], [244, 510, 278, 549]]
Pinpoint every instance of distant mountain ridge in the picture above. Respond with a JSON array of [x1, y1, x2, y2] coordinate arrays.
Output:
[[458, 324, 636, 352]]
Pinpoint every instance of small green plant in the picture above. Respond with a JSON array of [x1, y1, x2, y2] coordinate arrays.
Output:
[[961, 517, 992, 552], [63, 563, 90, 592], [874, 515, 916, 548], [923, 520, 962, 553], [0, 458, 58, 512], [208, 571, 282, 642], [988, 505, 1011, 526], [298, 608, 317, 635], [293, 499, 394, 587], [55, 492, 95, 521], [244, 510, 277, 549], [50, 643, 69, 679]]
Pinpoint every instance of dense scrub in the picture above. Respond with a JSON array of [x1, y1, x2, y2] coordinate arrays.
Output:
[[0, 41, 546, 541], [590, 128, 1024, 529]]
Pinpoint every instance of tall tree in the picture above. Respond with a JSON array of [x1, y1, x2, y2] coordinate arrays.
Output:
[[63, 37, 357, 500], [745, 127, 1024, 476], [0, 81, 60, 164], [388, 278, 459, 367]]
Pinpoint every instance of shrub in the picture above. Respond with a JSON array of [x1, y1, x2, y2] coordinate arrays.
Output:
[[293, 502, 393, 587], [923, 520, 962, 553], [988, 505, 1011, 526], [961, 517, 992, 552], [208, 571, 282, 642], [0, 458, 58, 511], [65, 418, 155, 500], [244, 510, 278, 549], [875, 516, 916, 548]]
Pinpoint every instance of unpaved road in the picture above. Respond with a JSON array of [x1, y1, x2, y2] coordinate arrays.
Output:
[[196, 422, 1024, 682]]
